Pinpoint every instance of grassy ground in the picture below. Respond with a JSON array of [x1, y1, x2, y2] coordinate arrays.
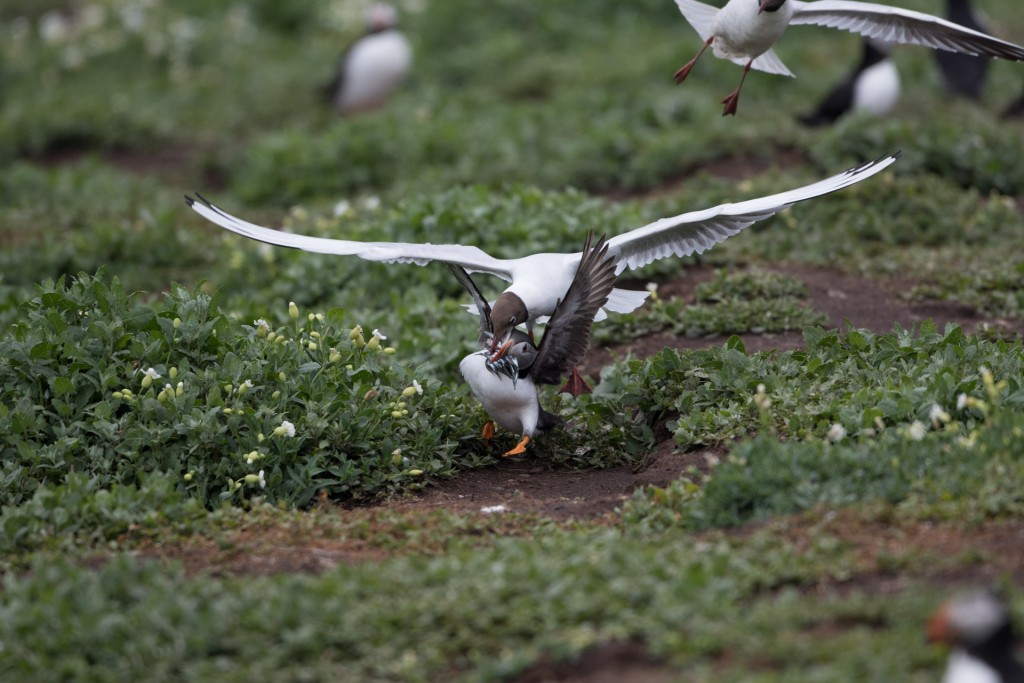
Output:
[[2, 0, 1024, 680]]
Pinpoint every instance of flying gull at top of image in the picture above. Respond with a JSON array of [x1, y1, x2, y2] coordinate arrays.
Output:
[[324, 3, 412, 116], [455, 234, 618, 456], [185, 152, 899, 388], [673, 0, 1024, 116], [798, 38, 900, 126]]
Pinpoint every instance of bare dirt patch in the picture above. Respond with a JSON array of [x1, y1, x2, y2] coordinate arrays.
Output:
[[508, 641, 673, 683], [392, 442, 724, 522]]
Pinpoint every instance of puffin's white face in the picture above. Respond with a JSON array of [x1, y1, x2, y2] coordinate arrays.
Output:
[[946, 593, 1009, 646], [930, 591, 1011, 649], [366, 3, 398, 30]]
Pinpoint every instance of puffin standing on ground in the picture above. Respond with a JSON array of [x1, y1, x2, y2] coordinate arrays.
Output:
[[935, 0, 990, 100], [928, 591, 1024, 683], [454, 234, 617, 456], [672, 0, 1024, 115], [798, 38, 900, 126], [185, 152, 898, 394], [324, 3, 412, 116]]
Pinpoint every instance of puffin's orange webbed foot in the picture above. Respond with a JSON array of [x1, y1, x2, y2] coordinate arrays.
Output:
[[502, 435, 531, 458], [559, 366, 592, 397]]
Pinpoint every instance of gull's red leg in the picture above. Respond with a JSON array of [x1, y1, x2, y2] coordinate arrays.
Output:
[[675, 36, 714, 84]]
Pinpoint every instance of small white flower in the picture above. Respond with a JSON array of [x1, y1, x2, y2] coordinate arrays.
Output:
[[362, 195, 381, 211], [372, 329, 387, 341], [412, 379, 422, 395], [956, 393, 968, 410], [258, 470, 266, 489], [480, 505, 507, 514], [274, 420, 296, 438], [143, 368, 162, 380], [827, 423, 846, 443], [907, 420, 927, 441], [39, 11, 71, 44], [929, 403, 950, 427], [254, 319, 271, 335], [332, 199, 351, 217]]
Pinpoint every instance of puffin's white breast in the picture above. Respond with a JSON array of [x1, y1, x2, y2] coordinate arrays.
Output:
[[852, 59, 900, 116], [336, 30, 412, 112], [459, 352, 539, 436], [941, 649, 1000, 683]]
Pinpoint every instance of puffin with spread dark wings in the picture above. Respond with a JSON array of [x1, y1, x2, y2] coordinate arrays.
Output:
[[451, 234, 617, 457]]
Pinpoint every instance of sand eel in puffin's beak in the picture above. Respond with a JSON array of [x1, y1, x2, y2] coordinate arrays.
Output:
[[323, 3, 412, 116], [799, 38, 899, 127], [454, 233, 618, 457], [673, 0, 1024, 116], [185, 152, 899, 388], [928, 591, 1024, 683]]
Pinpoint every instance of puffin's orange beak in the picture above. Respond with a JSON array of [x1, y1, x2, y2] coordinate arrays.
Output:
[[489, 339, 513, 363], [927, 604, 952, 645]]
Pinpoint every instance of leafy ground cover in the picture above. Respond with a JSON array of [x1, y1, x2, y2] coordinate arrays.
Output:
[[2, 0, 1024, 680]]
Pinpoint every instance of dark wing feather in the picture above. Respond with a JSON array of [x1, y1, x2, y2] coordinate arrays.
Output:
[[529, 233, 618, 385], [444, 263, 492, 346]]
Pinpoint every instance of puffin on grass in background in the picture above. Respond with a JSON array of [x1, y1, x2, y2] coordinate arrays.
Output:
[[324, 3, 412, 116], [672, 0, 1024, 115], [455, 234, 617, 457], [185, 153, 898, 393], [935, 0, 990, 99], [928, 591, 1024, 683], [799, 38, 900, 126]]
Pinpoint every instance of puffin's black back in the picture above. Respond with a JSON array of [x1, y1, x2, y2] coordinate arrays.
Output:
[[935, 0, 989, 99], [799, 40, 889, 127], [967, 619, 1024, 682]]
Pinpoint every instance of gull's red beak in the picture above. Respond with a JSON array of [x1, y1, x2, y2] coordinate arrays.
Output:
[[489, 339, 513, 364], [758, 0, 769, 13]]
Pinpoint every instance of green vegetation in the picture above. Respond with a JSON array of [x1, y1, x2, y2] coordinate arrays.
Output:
[[2, 0, 1024, 679]]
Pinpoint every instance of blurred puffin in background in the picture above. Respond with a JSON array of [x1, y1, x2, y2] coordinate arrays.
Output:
[[935, 0, 990, 100], [799, 38, 900, 126], [324, 3, 412, 116], [928, 590, 1024, 683]]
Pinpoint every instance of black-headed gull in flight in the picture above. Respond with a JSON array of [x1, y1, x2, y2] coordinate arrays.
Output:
[[673, 0, 1024, 115], [455, 234, 617, 456], [324, 3, 412, 116], [928, 591, 1024, 683], [185, 152, 898, 359]]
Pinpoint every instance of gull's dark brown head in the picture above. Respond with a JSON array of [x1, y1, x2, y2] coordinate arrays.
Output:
[[489, 292, 529, 351], [758, 0, 787, 13]]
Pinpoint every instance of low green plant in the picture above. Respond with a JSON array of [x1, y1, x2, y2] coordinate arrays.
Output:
[[0, 272, 489, 510], [622, 334, 1024, 531]]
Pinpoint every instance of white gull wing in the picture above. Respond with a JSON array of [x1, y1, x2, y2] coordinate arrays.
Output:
[[790, 0, 1024, 60], [674, 0, 719, 41], [751, 48, 796, 77], [186, 194, 514, 281], [606, 152, 898, 273]]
